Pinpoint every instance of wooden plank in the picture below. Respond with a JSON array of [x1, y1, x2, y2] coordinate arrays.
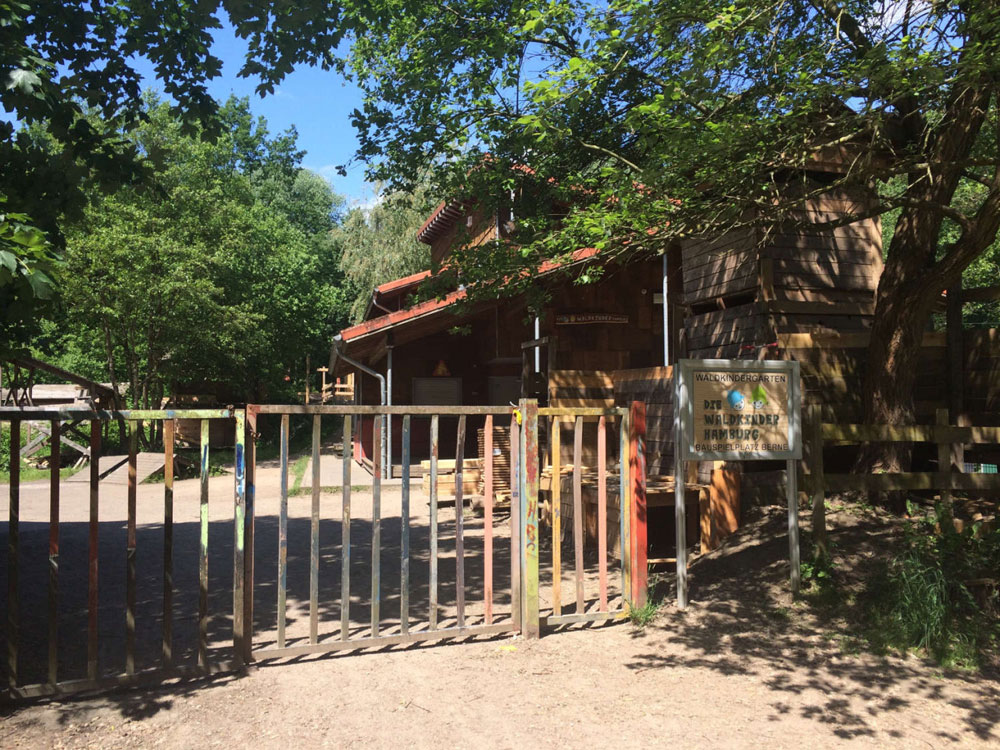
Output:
[[619, 413, 629, 599], [251, 405, 511, 416], [521, 400, 540, 638], [46, 421, 60, 687], [630, 402, 649, 608], [253, 623, 513, 660], [198, 419, 209, 669], [401, 415, 411, 635], [598, 416, 608, 611], [573, 416, 584, 614], [484, 414, 494, 626], [162, 419, 174, 668], [7, 420, 20, 693], [429, 415, 439, 630], [825, 472, 1000, 492], [310, 415, 320, 644], [455, 415, 466, 628], [548, 370, 615, 388], [341, 415, 352, 641], [232, 411, 247, 664], [371, 415, 381, 637], [510, 414, 521, 632], [278, 414, 289, 649], [551, 417, 561, 618], [543, 610, 627, 627], [125, 423, 137, 676], [87, 420, 100, 681]]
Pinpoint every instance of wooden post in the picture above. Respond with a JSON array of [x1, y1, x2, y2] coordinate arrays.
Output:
[[305, 354, 311, 404], [946, 284, 965, 472], [787, 456, 800, 595], [937, 408, 953, 505], [808, 404, 827, 560], [520, 399, 540, 638], [629, 401, 648, 608]]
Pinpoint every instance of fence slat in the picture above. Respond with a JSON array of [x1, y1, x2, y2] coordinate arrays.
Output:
[[162, 419, 174, 668], [455, 414, 466, 628], [521, 401, 540, 638], [125, 422, 137, 676], [619, 414, 628, 600], [401, 415, 411, 635], [573, 416, 584, 614], [88, 420, 100, 680], [371, 415, 382, 637], [429, 415, 439, 630], [598, 415, 608, 611], [510, 414, 521, 631], [278, 414, 289, 649], [484, 414, 494, 626], [233, 410, 247, 663], [551, 417, 562, 617], [341, 415, 352, 641], [198, 419, 209, 669], [48, 420, 60, 686], [7, 419, 20, 692], [310, 415, 321, 645]]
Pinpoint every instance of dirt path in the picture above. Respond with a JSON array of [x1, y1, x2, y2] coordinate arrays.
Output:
[[1, 466, 998, 748]]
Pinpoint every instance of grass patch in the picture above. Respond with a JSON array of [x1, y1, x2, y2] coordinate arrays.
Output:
[[626, 598, 661, 628], [290, 454, 310, 492], [859, 502, 999, 670], [290, 484, 369, 497]]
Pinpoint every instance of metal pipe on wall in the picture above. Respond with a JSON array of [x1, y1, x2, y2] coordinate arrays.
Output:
[[386, 346, 392, 479], [662, 252, 670, 367]]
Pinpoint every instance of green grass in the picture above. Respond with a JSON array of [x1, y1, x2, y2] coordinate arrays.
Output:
[[0, 463, 83, 483], [290, 454, 310, 492], [290, 484, 369, 497], [626, 598, 661, 628]]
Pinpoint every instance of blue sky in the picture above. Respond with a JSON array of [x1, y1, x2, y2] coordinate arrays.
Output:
[[137, 22, 375, 207]]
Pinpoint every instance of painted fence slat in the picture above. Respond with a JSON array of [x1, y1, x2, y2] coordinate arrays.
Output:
[[630, 402, 648, 609], [233, 410, 247, 662], [510, 413, 521, 631], [278, 414, 289, 649], [521, 401, 540, 638], [341, 415, 352, 641], [455, 414, 466, 628], [551, 417, 562, 617], [619, 413, 629, 601], [310, 415, 321, 644], [88, 420, 100, 680], [598, 415, 608, 611], [7, 420, 20, 692], [243, 411, 255, 662], [125, 422, 137, 676], [198, 419, 209, 669], [573, 416, 584, 614], [49, 421, 60, 686], [371, 415, 382, 637], [429, 415, 439, 630], [162, 420, 174, 668], [483, 414, 494, 626], [401, 415, 411, 635]]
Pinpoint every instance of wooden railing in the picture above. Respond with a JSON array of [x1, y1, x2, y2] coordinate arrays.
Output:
[[805, 405, 1000, 497]]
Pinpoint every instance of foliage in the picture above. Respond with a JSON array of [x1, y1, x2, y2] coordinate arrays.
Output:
[[333, 187, 433, 321], [340, 0, 1000, 425], [626, 597, 661, 629], [32, 96, 350, 405], [0, 1, 368, 352], [862, 503, 1000, 669]]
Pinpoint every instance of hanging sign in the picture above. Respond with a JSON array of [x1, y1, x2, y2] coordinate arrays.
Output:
[[675, 359, 801, 461], [555, 313, 629, 325]]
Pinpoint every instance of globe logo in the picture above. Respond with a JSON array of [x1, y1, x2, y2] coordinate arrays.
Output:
[[726, 390, 745, 410]]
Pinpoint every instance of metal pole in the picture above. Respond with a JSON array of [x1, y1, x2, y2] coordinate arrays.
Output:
[[533, 317, 540, 373], [386, 346, 392, 479], [674, 365, 688, 609], [330, 337, 387, 477], [662, 252, 670, 367]]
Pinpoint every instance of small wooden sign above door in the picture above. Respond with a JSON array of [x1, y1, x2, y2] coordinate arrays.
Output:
[[554, 313, 629, 325]]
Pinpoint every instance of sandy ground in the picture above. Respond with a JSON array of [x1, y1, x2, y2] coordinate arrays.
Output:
[[1, 454, 998, 748]]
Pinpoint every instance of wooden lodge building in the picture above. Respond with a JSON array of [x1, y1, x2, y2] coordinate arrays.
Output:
[[331, 174, 1000, 552]]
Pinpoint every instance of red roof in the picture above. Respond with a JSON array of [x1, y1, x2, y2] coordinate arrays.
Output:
[[376, 269, 432, 295], [340, 247, 599, 344]]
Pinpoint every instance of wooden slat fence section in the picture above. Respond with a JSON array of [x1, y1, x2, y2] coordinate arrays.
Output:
[[198, 419, 210, 669], [310, 415, 321, 644], [551, 417, 562, 617], [484, 414, 494, 625], [807, 411, 1000, 497], [573, 416, 584, 614], [430, 414, 439, 630], [341, 415, 352, 641], [2, 408, 236, 702], [598, 415, 608, 611], [455, 415, 466, 628], [278, 415, 289, 649], [401, 415, 411, 635], [371, 416, 382, 637]]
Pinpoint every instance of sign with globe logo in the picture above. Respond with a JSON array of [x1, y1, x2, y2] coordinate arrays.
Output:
[[676, 359, 802, 461]]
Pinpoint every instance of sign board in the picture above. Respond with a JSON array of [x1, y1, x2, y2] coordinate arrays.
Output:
[[675, 359, 801, 461], [554, 313, 629, 325]]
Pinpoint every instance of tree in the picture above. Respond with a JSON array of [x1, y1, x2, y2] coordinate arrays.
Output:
[[340, 0, 1000, 473], [0, 0, 367, 353], [40, 96, 349, 408], [334, 188, 433, 321]]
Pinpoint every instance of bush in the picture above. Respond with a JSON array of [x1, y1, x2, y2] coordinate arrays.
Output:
[[862, 502, 1000, 669]]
